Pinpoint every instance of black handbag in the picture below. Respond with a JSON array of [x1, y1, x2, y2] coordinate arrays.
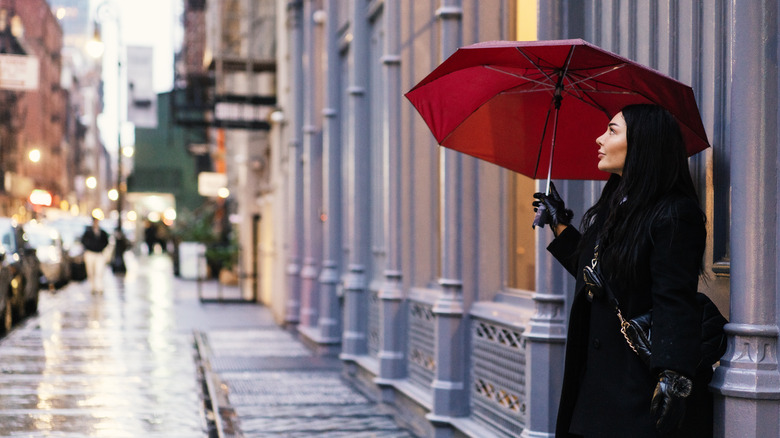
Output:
[[583, 244, 728, 369]]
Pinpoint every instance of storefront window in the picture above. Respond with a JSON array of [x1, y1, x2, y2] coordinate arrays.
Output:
[[507, 173, 535, 291]]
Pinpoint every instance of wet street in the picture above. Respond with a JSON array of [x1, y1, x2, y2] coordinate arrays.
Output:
[[0, 255, 206, 437], [0, 254, 419, 438]]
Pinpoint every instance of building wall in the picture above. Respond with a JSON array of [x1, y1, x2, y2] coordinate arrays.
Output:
[[50, 0, 108, 217], [126, 46, 158, 129], [129, 92, 203, 213], [8, 0, 66, 212], [270, 1, 778, 436]]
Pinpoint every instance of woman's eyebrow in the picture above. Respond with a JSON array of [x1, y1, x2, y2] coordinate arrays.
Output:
[[608, 122, 621, 128]]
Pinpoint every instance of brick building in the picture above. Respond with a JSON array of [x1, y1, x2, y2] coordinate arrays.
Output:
[[0, 0, 66, 218]]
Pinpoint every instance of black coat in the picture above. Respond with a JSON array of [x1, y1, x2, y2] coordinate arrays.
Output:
[[548, 196, 712, 438], [81, 226, 109, 253]]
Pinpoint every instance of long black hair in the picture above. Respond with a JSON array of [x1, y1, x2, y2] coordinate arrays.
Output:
[[580, 104, 704, 287]]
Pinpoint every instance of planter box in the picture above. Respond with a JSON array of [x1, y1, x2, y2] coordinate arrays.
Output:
[[218, 268, 239, 286], [179, 242, 207, 280]]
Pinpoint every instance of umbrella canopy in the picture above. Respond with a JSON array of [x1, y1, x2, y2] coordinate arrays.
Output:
[[405, 39, 710, 181]]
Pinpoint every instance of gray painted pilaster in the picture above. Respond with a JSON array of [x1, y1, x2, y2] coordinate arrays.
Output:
[[427, 2, 468, 435], [341, 0, 371, 358], [523, 209, 567, 438], [521, 5, 578, 436], [299, 0, 324, 331], [285, 0, 305, 325], [375, 0, 405, 390], [710, 1, 780, 437], [316, 0, 343, 348]]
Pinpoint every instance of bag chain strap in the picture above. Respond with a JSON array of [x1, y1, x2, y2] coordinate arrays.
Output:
[[592, 242, 639, 355]]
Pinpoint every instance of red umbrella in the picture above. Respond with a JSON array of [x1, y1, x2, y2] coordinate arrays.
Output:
[[405, 39, 710, 189]]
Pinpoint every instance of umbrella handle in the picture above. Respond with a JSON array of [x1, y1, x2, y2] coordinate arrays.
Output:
[[532, 203, 551, 229]]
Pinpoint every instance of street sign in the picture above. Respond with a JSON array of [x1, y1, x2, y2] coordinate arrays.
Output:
[[0, 54, 39, 91]]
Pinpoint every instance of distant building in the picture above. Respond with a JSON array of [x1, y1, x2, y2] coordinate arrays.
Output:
[[50, 0, 110, 217], [126, 45, 157, 129], [128, 91, 205, 216], [0, 0, 67, 218]]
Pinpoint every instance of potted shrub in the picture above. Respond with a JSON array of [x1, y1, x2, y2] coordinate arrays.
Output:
[[171, 204, 218, 279], [207, 234, 238, 285]]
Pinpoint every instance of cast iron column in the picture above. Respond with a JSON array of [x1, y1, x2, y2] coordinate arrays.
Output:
[[317, 0, 343, 351], [375, 0, 406, 393], [428, 2, 469, 436], [340, 0, 371, 358], [710, 1, 780, 436], [299, 0, 324, 334], [521, 3, 576, 436], [285, 0, 305, 325]]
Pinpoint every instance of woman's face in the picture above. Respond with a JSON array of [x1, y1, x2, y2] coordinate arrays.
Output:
[[596, 112, 628, 176]]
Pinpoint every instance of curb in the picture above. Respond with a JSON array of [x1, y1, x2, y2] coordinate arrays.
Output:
[[195, 330, 242, 438]]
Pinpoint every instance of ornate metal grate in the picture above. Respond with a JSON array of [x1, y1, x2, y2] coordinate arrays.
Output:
[[470, 318, 526, 436], [367, 289, 380, 358], [407, 300, 436, 392]]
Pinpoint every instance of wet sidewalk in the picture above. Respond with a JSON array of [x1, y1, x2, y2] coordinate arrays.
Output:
[[0, 253, 416, 437], [0, 255, 205, 437], [189, 283, 417, 437]]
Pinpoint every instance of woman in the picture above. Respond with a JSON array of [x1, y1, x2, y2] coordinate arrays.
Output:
[[533, 104, 711, 437]]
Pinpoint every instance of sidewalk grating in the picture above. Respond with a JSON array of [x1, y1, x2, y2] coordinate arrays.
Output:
[[198, 326, 419, 438]]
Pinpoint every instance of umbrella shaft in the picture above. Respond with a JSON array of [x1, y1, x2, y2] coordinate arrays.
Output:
[[545, 106, 561, 195]]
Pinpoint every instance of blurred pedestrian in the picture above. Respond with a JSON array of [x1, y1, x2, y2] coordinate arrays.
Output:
[[144, 219, 157, 254], [81, 217, 110, 294], [156, 221, 170, 253]]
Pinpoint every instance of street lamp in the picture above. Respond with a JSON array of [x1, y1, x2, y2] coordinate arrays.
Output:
[[28, 149, 41, 163], [91, 1, 127, 273]]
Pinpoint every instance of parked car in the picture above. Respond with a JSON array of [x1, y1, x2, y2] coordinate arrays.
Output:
[[25, 222, 69, 289], [47, 216, 90, 281], [0, 255, 10, 335], [0, 218, 41, 331]]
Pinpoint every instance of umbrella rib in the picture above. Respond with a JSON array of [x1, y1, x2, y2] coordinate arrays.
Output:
[[559, 64, 633, 100], [483, 65, 556, 90], [502, 88, 556, 95], [566, 67, 659, 99], [514, 48, 558, 86], [578, 89, 641, 95], [565, 64, 630, 88], [542, 46, 576, 191]]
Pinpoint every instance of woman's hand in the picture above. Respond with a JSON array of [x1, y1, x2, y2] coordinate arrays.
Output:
[[532, 181, 573, 236], [650, 370, 692, 433]]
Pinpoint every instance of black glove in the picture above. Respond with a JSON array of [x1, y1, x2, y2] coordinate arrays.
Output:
[[650, 370, 692, 434], [532, 181, 573, 230]]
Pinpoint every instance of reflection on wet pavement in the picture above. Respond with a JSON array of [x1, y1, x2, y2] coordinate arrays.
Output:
[[0, 255, 205, 437]]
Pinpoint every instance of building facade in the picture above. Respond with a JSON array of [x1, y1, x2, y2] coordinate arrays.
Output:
[[0, 0, 69, 219], [199, 0, 778, 436], [51, 0, 109, 218]]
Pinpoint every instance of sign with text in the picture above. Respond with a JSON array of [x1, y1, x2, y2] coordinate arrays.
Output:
[[0, 54, 39, 91]]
